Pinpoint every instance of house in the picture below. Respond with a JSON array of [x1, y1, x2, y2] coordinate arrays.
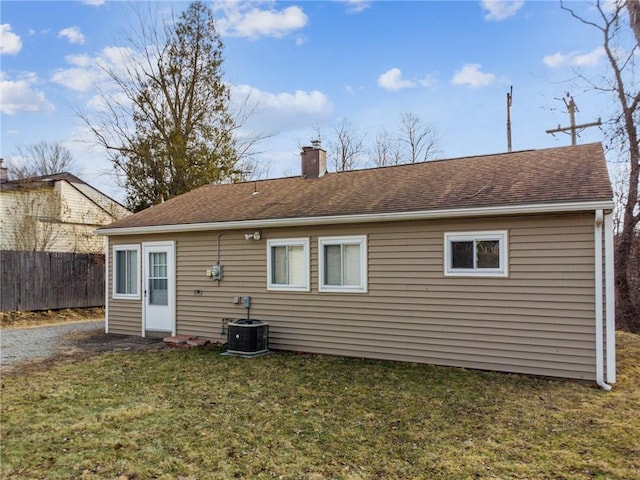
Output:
[[0, 162, 130, 253], [97, 142, 616, 388]]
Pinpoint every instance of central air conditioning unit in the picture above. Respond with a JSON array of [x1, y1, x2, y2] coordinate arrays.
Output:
[[227, 319, 269, 356]]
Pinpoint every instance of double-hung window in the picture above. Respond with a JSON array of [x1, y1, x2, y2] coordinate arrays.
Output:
[[267, 238, 310, 291], [444, 231, 508, 277], [319, 235, 367, 293], [113, 245, 140, 298]]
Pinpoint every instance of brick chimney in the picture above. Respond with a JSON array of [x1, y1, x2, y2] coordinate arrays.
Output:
[[300, 140, 326, 179], [0, 158, 7, 183]]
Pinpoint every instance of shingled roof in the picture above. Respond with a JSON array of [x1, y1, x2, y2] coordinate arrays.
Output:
[[0, 172, 87, 191], [100, 142, 612, 233]]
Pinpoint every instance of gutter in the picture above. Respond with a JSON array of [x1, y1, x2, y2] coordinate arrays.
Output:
[[604, 211, 616, 383], [97, 199, 614, 236], [104, 236, 109, 334], [594, 209, 612, 391]]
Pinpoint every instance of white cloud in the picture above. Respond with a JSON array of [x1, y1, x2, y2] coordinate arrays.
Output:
[[377, 68, 416, 91], [481, 0, 524, 21], [345, 85, 364, 95], [1, 24, 22, 55], [51, 46, 139, 94], [0, 72, 55, 115], [542, 52, 566, 69], [86, 91, 130, 113], [230, 84, 333, 133], [83, 0, 105, 5], [58, 26, 86, 45], [451, 63, 496, 87], [543, 47, 606, 68], [51, 67, 97, 92], [339, 0, 371, 14], [418, 74, 436, 88], [215, 3, 308, 39], [65, 54, 92, 67]]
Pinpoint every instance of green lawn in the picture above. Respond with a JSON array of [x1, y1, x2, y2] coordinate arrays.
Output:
[[2, 332, 639, 480]]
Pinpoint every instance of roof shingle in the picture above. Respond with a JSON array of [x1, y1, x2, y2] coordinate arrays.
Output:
[[101, 142, 612, 231]]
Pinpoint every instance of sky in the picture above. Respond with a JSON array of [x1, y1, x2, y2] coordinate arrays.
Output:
[[0, 0, 626, 204]]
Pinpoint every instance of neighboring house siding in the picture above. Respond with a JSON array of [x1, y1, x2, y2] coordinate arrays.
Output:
[[107, 212, 600, 380], [0, 191, 18, 249], [1, 180, 129, 253], [0, 187, 63, 251]]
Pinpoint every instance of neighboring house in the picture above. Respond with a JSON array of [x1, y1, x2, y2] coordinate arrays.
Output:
[[97, 142, 616, 387], [0, 163, 130, 253]]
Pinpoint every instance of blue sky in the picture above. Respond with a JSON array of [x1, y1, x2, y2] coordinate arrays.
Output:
[[1, 1, 618, 202]]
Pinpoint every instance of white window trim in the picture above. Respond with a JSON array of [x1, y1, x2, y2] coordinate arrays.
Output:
[[318, 235, 368, 293], [112, 244, 141, 299], [266, 238, 310, 292], [444, 230, 508, 277]]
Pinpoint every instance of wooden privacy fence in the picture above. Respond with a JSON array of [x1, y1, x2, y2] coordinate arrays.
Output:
[[0, 251, 105, 312]]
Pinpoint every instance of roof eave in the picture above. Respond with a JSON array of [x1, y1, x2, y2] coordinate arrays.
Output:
[[96, 199, 614, 236]]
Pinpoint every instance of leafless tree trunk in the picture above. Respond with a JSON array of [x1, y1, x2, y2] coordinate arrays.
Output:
[[627, 0, 640, 47], [371, 129, 402, 167], [399, 112, 442, 163], [329, 119, 366, 172], [562, 0, 640, 332]]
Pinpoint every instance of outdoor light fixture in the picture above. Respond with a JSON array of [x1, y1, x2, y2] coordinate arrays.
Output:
[[245, 231, 262, 241]]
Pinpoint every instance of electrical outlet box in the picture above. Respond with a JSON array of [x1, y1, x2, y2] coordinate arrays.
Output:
[[242, 296, 251, 308], [211, 265, 223, 281], [205, 269, 212, 277], [233, 296, 241, 304]]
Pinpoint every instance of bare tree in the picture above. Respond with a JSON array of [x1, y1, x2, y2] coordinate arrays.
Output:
[[7, 142, 77, 180], [370, 128, 402, 167], [627, 0, 640, 46], [398, 112, 442, 163], [81, 2, 263, 212], [328, 119, 366, 172], [561, 0, 640, 332]]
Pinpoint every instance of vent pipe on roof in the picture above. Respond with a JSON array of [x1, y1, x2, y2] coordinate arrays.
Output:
[[301, 141, 326, 179]]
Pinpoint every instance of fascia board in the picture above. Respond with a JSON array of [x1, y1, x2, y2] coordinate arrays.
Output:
[[96, 200, 614, 236]]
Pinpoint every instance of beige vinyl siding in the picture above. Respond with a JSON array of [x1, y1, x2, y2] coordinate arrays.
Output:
[[106, 212, 601, 380], [107, 236, 144, 335]]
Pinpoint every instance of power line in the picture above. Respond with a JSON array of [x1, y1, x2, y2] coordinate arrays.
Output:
[[545, 93, 601, 145]]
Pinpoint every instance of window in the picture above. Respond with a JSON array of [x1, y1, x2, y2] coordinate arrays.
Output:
[[319, 235, 367, 293], [444, 231, 508, 277], [113, 245, 140, 298], [267, 238, 309, 291]]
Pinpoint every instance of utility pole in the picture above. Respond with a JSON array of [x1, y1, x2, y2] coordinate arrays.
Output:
[[545, 93, 601, 145], [506, 86, 513, 152]]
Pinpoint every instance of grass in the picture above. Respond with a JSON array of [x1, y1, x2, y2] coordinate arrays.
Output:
[[1, 332, 639, 480]]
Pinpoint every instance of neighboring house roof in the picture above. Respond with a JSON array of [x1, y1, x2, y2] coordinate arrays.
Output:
[[1, 172, 87, 188], [99, 142, 613, 234], [1, 171, 128, 216]]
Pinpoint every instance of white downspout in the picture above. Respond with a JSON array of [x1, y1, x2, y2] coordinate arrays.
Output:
[[104, 236, 109, 334], [594, 210, 612, 391], [604, 211, 616, 383]]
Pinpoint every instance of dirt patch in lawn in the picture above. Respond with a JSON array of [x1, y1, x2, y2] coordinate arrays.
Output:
[[0, 307, 105, 329], [6, 328, 167, 376]]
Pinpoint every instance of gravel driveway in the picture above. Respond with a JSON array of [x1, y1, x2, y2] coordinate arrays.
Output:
[[0, 320, 104, 370]]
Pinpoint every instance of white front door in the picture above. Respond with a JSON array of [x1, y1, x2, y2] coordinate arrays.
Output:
[[143, 242, 175, 333]]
